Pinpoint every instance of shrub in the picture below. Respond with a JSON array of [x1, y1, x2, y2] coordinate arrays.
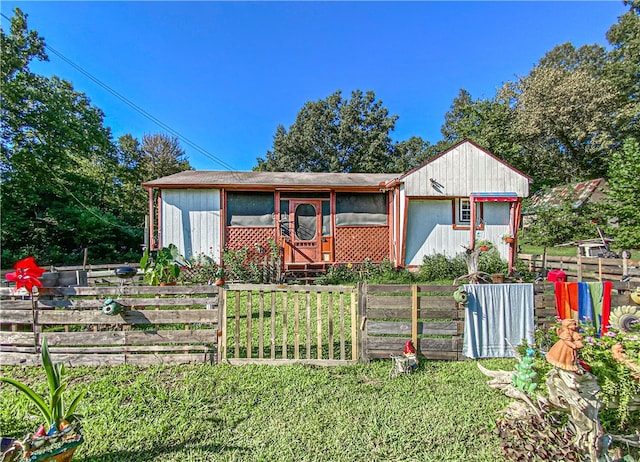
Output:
[[178, 249, 221, 285], [222, 239, 282, 283], [417, 253, 467, 281], [478, 248, 509, 275], [317, 258, 416, 285]]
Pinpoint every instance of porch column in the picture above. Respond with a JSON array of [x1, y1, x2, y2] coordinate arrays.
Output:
[[469, 195, 477, 249]]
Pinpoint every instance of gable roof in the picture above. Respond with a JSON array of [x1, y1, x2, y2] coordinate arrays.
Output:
[[142, 170, 399, 190]]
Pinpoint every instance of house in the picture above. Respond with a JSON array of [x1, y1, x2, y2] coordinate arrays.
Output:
[[142, 139, 532, 274]]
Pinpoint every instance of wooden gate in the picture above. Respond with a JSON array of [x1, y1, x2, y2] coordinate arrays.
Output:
[[220, 284, 358, 365]]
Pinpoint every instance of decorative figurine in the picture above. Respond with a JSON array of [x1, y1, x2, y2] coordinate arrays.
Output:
[[512, 348, 538, 395], [403, 339, 419, 371], [546, 319, 584, 372]]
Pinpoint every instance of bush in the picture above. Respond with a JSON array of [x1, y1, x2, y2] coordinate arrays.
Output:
[[417, 253, 467, 281], [178, 250, 221, 285], [317, 258, 416, 285], [222, 239, 282, 283], [478, 248, 509, 275]]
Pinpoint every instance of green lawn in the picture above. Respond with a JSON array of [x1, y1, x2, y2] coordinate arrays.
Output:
[[1, 359, 515, 462]]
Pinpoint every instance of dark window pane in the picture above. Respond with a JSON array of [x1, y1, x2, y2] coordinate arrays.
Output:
[[295, 204, 316, 240], [336, 193, 387, 226], [227, 192, 274, 226]]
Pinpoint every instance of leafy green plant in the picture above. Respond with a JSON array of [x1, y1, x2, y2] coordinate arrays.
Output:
[[140, 244, 182, 285], [178, 249, 221, 285], [526, 320, 640, 430], [418, 253, 468, 281], [222, 239, 282, 283], [1, 335, 86, 433]]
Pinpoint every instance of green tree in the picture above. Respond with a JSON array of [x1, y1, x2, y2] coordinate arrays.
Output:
[[1, 8, 140, 264], [440, 89, 522, 172], [521, 192, 598, 250], [140, 133, 191, 180], [601, 137, 640, 249], [255, 90, 399, 173], [605, 0, 640, 141], [389, 136, 436, 172], [507, 52, 619, 184]]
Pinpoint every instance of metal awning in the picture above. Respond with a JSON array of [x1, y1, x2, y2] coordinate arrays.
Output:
[[470, 192, 519, 202]]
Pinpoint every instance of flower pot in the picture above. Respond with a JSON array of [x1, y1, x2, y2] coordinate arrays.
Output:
[[479, 246, 489, 252], [214, 278, 225, 287], [11, 430, 83, 462], [503, 237, 515, 244]]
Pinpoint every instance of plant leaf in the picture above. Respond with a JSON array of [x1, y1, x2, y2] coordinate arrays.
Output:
[[65, 389, 87, 421], [0, 377, 52, 425]]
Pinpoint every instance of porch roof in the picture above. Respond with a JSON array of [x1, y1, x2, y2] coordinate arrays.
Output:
[[143, 170, 400, 190]]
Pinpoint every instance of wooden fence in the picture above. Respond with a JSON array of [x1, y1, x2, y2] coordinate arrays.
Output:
[[359, 282, 638, 362], [220, 284, 358, 365], [2, 282, 637, 367], [518, 253, 640, 282], [0, 285, 219, 366]]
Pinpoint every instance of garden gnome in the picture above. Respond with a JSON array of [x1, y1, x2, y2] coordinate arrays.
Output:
[[403, 339, 418, 371], [546, 319, 584, 372]]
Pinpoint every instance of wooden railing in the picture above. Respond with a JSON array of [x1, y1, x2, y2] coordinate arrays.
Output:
[[0, 285, 219, 366], [518, 253, 640, 282]]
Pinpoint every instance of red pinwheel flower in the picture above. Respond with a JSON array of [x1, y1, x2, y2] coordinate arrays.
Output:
[[5, 256, 46, 293]]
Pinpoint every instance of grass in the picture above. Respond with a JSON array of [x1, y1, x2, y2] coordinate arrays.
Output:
[[0, 358, 515, 462], [518, 244, 578, 257]]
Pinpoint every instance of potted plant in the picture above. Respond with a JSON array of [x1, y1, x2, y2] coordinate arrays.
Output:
[[1, 335, 86, 462], [476, 240, 492, 252], [214, 266, 226, 287], [140, 244, 182, 286], [501, 233, 515, 244]]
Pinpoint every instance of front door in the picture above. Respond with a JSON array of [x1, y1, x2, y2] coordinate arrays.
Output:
[[285, 200, 322, 263]]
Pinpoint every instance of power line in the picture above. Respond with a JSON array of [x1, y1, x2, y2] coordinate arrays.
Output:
[[1, 11, 238, 171]]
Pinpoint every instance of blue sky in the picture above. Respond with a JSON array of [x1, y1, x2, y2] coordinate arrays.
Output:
[[1, 1, 628, 171]]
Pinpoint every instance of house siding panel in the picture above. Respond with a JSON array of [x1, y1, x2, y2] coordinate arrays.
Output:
[[403, 142, 529, 197], [404, 200, 511, 266], [161, 189, 221, 260]]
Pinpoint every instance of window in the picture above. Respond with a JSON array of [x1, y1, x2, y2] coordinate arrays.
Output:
[[335, 193, 387, 226], [453, 198, 484, 229], [227, 192, 274, 226], [459, 199, 471, 223]]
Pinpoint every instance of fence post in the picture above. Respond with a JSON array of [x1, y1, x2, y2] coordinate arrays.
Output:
[[412, 285, 418, 353], [357, 282, 368, 363], [577, 253, 583, 281], [598, 258, 603, 282], [218, 286, 226, 362]]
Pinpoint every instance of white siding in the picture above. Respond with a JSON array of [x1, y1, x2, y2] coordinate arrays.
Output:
[[403, 141, 529, 197], [404, 200, 510, 266], [161, 189, 221, 262]]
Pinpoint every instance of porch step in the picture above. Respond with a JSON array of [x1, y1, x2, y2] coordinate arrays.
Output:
[[283, 263, 329, 284]]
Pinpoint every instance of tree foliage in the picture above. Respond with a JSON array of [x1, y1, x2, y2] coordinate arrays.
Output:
[[440, 2, 639, 246], [601, 137, 640, 249], [521, 193, 598, 250], [256, 90, 401, 173], [0, 8, 191, 265]]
